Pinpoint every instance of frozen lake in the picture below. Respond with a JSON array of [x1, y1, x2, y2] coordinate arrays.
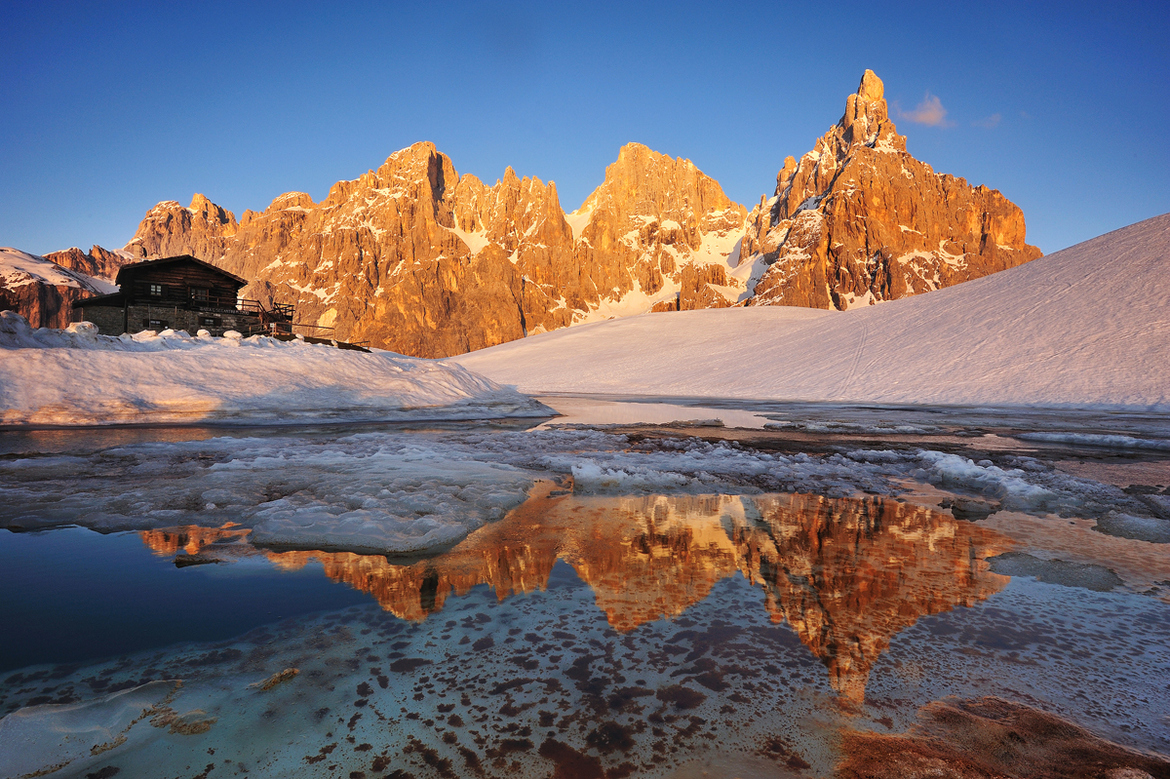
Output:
[[2, 398, 1169, 777]]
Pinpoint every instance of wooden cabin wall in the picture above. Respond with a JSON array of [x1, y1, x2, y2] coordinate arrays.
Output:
[[125, 263, 242, 304]]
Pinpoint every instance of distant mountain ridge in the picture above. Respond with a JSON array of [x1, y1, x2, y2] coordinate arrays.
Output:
[[12, 70, 1040, 355], [0, 248, 117, 329], [121, 141, 749, 357]]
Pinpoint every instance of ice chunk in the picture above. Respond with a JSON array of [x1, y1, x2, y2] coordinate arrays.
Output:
[[250, 458, 535, 555], [988, 552, 1124, 592], [0, 680, 178, 778], [1093, 512, 1170, 544], [1017, 432, 1170, 452]]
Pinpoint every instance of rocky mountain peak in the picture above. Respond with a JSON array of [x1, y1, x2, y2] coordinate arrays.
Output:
[[581, 143, 730, 225], [857, 68, 884, 101], [113, 71, 1040, 354], [572, 143, 747, 315], [742, 69, 1040, 311], [839, 68, 899, 151], [364, 141, 457, 205]]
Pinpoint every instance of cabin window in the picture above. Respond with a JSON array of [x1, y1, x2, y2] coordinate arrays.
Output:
[[149, 283, 163, 297], [200, 317, 222, 327], [143, 318, 168, 330], [190, 287, 209, 302]]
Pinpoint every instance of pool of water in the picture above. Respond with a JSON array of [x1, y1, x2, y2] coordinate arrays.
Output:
[[2, 403, 1168, 778]]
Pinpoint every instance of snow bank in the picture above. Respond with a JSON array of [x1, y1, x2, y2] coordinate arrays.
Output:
[[452, 213, 1170, 411], [0, 312, 552, 426]]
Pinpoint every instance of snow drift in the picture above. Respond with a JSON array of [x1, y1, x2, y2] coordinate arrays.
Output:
[[0, 314, 552, 426], [451, 213, 1170, 411]]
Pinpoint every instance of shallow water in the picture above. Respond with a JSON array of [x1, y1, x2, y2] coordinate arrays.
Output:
[[2, 401, 1169, 777]]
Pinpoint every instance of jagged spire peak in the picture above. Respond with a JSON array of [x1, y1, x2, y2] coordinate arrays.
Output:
[[857, 69, 884, 102]]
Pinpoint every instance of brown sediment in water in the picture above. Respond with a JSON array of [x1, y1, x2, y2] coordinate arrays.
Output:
[[839, 696, 1170, 778]]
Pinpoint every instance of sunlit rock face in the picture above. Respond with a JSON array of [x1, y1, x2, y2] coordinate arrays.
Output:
[[0, 248, 116, 329], [43, 245, 132, 283], [735, 493, 1012, 704], [573, 143, 747, 315], [741, 69, 1041, 310], [123, 143, 745, 356], [135, 487, 1011, 705]]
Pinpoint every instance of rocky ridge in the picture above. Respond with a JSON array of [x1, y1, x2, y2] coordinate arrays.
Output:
[[44, 245, 134, 283], [741, 70, 1041, 310], [0, 248, 117, 329], [110, 69, 1039, 354], [123, 143, 746, 357]]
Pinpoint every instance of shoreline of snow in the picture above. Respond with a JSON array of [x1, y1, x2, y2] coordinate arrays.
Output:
[[451, 213, 1170, 413], [0, 313, 553, 427]]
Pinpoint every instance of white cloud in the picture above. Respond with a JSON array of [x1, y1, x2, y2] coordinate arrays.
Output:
[[897, 92, 955, 128], [973, 113, 1002, 129]]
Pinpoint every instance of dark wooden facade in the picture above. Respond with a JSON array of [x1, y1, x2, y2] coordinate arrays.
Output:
[[119, 256, 247, 312], [72, 255, 293, 336]]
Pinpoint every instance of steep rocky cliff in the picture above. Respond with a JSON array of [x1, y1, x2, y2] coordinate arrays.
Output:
[[44, 245, 133, 282], [124, 143, 745, 356], [0, 248, 117, 329], [571, 143, 747, 316], [741, 70, 1041, 310]]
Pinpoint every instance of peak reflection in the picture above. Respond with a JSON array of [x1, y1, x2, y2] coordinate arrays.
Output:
[[137, 485, 1010, 703]]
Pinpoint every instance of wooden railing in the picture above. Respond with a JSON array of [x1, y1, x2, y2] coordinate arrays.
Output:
[[137, 288, 295, 320]]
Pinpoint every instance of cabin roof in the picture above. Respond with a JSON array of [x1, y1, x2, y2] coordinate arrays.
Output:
[[114, 255, 247, 288], [71, 292, 124, 308]]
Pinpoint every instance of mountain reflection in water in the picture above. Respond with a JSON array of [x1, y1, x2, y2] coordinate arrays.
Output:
[[138, 484, 1012, 704]]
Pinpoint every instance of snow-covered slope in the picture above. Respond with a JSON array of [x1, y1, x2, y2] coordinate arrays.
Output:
[[0, 247, 119, 329], [0, 247, 118, 293], [452, 213, 1170, 411], [0, 314, 551, 427]]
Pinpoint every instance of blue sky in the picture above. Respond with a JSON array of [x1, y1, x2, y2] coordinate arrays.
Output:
[[3, 0, 1168, 256]]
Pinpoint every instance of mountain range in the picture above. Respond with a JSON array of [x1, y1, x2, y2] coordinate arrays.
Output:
[[11, 71, 1041, 357]]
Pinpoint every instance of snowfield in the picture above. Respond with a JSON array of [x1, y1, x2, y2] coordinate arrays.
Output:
[[0, 314, 551, 427], [452, 213, 1170, 411]]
